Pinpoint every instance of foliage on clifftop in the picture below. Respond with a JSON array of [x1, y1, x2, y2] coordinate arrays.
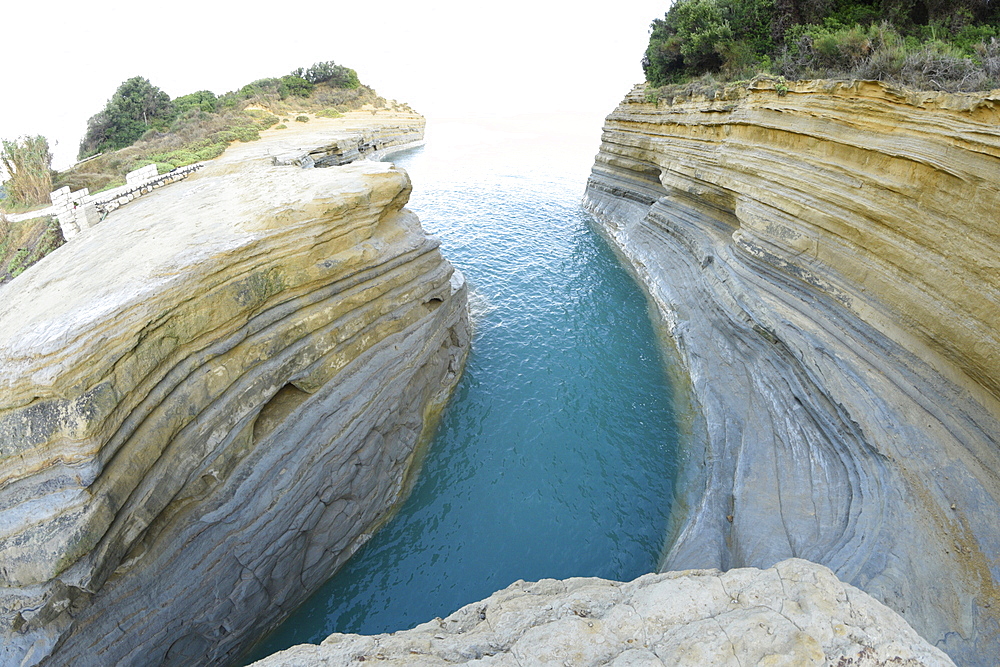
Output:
[[59, 60, 396, 194], [643, 0, 1000, 93]]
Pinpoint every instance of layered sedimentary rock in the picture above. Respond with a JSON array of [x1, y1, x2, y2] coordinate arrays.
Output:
[[252, 558, 954, 666], [0, 114, 469, 666], [584, 80, 1000, 665]]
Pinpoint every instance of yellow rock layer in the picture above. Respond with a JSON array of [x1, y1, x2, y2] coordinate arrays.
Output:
[[585, 80, 1000, 666], [0, 113, 470, 666]]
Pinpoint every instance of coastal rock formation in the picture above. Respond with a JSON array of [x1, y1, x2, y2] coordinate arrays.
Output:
[[584, 80, 1000, 665], [0, 114, 469, 666], [251, 558, 955, 666]]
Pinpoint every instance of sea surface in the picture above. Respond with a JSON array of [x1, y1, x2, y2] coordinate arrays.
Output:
[[243, 114, 681, 662]]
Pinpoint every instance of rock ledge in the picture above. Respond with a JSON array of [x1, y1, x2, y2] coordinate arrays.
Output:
[[252, 559, 954, 666]]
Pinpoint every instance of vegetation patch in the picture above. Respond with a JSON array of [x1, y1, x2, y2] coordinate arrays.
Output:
[[1, 136, 53, 208], [0, 216, 64, 285], [643, 0, 1000, 93], [51, 60, 383, 193]]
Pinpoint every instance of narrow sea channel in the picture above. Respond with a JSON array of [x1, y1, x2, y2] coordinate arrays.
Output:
[[243, 115, 681, 662]]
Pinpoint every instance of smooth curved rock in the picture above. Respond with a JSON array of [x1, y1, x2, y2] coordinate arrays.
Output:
[[584, 80, 1000, 665], [0, 114, 469, 666], [251, 558, 954, 666]]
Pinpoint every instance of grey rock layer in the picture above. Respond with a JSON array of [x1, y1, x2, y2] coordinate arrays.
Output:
[[0, 116, 470, 666], [583, 81, 1000, 665], [251, 558, 955, 667]]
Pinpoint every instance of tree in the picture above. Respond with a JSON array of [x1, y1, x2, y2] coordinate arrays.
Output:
[[643, 0, 735, 83], [173, 90, 217, 114], [79, 77, 174, 159], [278, 75, 315, 98], [1, 135, 53, 207], [292, 61, 361, 88]]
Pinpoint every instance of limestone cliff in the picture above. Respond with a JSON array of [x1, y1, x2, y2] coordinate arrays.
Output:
[[250, 558, 955, 666], [0, 114, 469, 666], [584, 80, 1000, 665]]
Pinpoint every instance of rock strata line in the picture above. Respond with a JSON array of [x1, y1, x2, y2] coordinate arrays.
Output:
[[584, 79, 1000, 666], [0, 114, 470, 666]]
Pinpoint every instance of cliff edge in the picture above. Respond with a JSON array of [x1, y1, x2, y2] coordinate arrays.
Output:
[[0, 113, 470, 665], [584, 80, 1000, 665], [251, 558, 954, 666]]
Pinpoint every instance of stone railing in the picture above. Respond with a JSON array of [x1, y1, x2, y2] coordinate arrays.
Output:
[[52, 163, 204, 240]]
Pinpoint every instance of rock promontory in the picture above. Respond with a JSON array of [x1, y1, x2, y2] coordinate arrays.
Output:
[[0, 112, 469, 666], [584, 80, 1000, 665], [251, 558, 955, 666]]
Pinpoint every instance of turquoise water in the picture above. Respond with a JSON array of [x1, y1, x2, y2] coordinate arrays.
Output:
[[243, 116, 680, 662]]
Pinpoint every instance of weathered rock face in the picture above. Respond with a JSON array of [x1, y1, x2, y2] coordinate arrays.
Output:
[[250, 558, 955, 666], [0, 115, 469, 666], [584, 80, 1000, 665]]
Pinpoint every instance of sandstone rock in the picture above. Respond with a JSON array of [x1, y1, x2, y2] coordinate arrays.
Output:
[[0, 114, 469, 666], [250, 559, 954, 667], [584, 80, 1000, 665]]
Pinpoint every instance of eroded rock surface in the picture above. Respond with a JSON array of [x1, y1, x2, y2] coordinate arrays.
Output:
[[0, 114, 469, 666], [584, 80, 1000, 665], [252, 558, 954, 666]]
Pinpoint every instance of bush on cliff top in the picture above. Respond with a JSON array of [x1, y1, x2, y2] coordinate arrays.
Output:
[[644, 0, 1000, 92]]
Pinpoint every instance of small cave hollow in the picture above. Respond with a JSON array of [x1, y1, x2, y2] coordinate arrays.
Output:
[[252, 383, 311, 444]]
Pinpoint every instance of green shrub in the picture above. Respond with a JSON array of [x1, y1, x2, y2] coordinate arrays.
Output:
[[644, 0, 1000, 91], [174, 90, 217, 114], [278, 75, 314, 99], [274, 124, 288, 130], [217, 92, 240, 109], [155, 162, 175, 174], [256, 114, 280, 129], [291, 61, 361, 88], [315, 109, 343, 118], [150, 149, 200, 168], [195, 143, 227, 160], [210, 130, 238, 143], [232, 125, 260, 142], [295, 115, 310, 122], [7, 247, 30, 277]]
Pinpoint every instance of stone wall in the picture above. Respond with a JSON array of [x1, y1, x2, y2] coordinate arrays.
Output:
[[51, 163, 204, 240]]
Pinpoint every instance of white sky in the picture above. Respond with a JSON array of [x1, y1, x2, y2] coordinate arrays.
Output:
[[1, 1, 668, 171]]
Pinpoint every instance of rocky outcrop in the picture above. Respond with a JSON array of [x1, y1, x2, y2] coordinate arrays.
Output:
[[0, 114, 469, 666], [251, 558, 955, 666], [270, 122, 425, 167], [584, 80, 1000, 665]]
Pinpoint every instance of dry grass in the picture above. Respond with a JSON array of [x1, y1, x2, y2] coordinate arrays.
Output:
[[1, 136, 53, 207]]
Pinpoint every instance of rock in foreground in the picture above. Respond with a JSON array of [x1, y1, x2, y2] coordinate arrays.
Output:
[[0, 114, 469, 666], [252, 558, 954, 666]]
